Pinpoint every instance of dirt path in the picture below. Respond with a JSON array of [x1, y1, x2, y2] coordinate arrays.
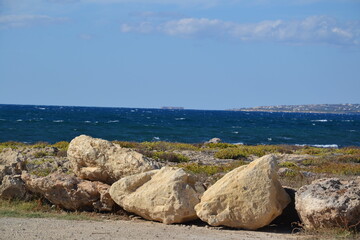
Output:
[[0, 217, 305, 240]]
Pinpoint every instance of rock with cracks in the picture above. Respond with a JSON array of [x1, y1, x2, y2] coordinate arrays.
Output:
[[295, 178, 360, 230], [0, 175, 27, 200], [21, 172, 114, 212], [109, 166, 205, 224], [195, 154, 291, 230], [67, 135, 161, 184]]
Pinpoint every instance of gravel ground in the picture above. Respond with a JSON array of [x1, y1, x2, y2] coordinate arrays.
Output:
[[0, 217, 305, 240]]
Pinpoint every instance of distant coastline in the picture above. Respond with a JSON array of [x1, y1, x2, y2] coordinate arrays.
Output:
[[161, 106, 184, 110], [229, 104, 360, 114]]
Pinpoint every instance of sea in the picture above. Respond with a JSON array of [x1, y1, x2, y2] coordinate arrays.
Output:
[[0, 104, 359, 147]]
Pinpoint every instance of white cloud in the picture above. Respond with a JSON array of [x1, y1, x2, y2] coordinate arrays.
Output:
[[0, 14, 68, 28], [121, 16, 360, 46]]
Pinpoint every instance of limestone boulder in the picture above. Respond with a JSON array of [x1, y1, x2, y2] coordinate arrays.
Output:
[[295, 178, 360, 230], [0, 148, 26, 183], [195, 154, 291, 230], [109, 166, 205, 224], [0, 175, 27, 200], [21, 172, 114, 212], [67, 135, 162, 184]]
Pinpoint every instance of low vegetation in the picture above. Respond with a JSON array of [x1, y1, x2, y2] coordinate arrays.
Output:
[[178, 160, 248, 176], [0, 198, 126, 221]]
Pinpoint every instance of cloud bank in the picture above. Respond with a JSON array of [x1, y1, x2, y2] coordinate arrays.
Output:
[[0, 15, 68, 28], [121, 16, 360, 46]]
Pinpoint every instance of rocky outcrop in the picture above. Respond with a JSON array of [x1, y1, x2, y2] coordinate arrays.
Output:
[[0, 148, 26, 183], [21, 172, 114, 212], [195, 154, 291, 230], [67, 135, 161, 184], [110, 167, 205, 224], [295, 178, 360, 230], [0, 175, 27, 200]]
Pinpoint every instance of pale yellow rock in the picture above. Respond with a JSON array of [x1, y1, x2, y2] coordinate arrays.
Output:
[[109, 167, 205, 224], [67, 135, 161, 184], [195, 154, 290, 230]]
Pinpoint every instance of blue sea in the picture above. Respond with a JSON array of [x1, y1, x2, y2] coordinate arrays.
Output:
[[0, 104, 359, 147]]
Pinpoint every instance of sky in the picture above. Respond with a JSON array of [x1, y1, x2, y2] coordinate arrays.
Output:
[[0, 0, 359, 110]]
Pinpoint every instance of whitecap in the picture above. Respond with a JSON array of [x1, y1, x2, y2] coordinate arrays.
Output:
[[175, 118, 186, 120], [84, 121, 91, 123], [311, 119, 329, 122], [233, 142, 244, 145], [232, 131, 239, 134], [53, 120, 64, 123], [16, 119, 23, 122], [312, 144, 338, 148], [267, 138, 272, 141], [342, 120, 354, 122], [107, 120, 119, 123], [153, 137, 160, 141]]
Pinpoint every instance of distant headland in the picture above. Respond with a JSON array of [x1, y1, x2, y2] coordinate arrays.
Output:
[[229, 104, 360, 114], [161, 106, 184, 110]]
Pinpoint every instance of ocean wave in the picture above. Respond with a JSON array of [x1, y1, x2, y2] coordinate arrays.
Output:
[[153, 137, 160, 141], [311, 119, 330, 122], [84, 121, 91, 123], [342, 120, 354, 122], [0, 119, 5, 121], [175, 118, 186, 120], [53, 120, 64, 123], [296, 144, 338, 148], [232, 142, 244, 145], [107, 120, 119, 123]]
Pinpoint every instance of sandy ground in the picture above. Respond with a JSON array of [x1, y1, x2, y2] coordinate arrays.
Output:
[[0, 217, 306, 240]]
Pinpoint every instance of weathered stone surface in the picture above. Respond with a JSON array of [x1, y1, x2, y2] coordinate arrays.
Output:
[[295, 178, 360, 230], [0, 175, 27, 200], [67, 135, 161, 184], [0, 148, 26, 183], [195, 154, 291, 230], [21, 172, 114, 211], [110, 167, 205, 224]]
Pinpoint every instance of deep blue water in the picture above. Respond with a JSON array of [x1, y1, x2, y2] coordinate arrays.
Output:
[[0, 104, 359, 147]]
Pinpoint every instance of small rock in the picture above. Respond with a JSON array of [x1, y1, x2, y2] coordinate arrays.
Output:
[[205, 138, 222, 144], [0, 175, 27, 200]]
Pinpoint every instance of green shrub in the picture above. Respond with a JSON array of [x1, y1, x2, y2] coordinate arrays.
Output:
[[178, 160, 247, 176], [30, 142, 50, 148], [51, 141, 70, 151], [33, 151, 50, 158], [203, 143, 237, 149]]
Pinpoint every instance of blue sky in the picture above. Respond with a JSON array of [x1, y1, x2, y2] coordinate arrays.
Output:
[[0, 0, 359, 110]]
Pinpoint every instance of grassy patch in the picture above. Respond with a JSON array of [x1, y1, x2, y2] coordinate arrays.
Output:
[[0, 199, 96, 220], [178, 160, 248, 176], [305, 163, 360, 176], [51, 141, 70, 151]]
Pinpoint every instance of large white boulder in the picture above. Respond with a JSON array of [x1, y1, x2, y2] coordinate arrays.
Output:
[[195, 154, 291, 230], [67, 135, 161, 184], [295, 178, 360, 230], [109, 166, 205, 224]]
